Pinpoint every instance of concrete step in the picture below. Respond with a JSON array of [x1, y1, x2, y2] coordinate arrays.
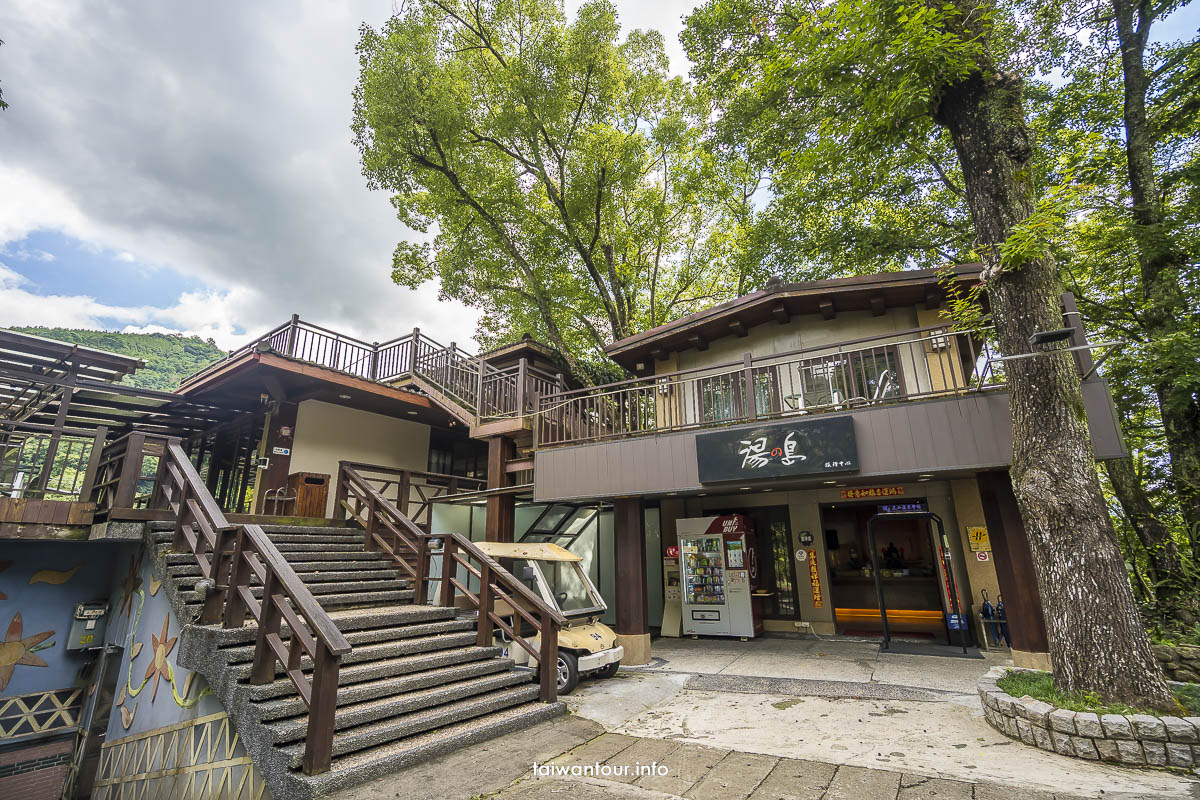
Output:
[[253, 657, 515, 722], [296, 702, 565, 795], [161, 550, 389, 567], [179, 588, 414, 608], [150, 521, 356, 535], [264, 670, 532, 744], [168, 562, 398, 580], [197, 605, 461, 645], [223, 631, 479, 669], [240, 645, 504, 699], [278, 684, 541, 768]]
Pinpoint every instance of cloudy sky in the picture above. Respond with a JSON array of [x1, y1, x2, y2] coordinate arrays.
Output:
[[0, 2, 1195, 351]]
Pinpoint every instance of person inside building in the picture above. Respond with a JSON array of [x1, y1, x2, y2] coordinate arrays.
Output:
[[883, 541, 903, 569]]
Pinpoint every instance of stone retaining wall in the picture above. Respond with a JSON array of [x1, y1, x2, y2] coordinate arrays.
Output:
[[978, 666, 1200, 769], [1153, 644, 1200, 683]]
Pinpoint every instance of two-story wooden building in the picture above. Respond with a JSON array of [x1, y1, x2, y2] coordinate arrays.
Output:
[[528, 264, 1123, 669]]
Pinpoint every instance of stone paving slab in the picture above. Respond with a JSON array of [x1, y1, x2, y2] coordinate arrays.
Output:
[[685, 750, 778, 800], [747, 757, 837, 800], [822, 764, 902, 800], [633, 741, 730, 796]]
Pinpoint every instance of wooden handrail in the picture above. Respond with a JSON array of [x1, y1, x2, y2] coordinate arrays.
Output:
[[336, 463, 564, 702], [101, 435, 349, 775]]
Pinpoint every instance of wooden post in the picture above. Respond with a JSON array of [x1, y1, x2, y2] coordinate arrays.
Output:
[[223, 530, 250, 629], [250, 572, 281, 684], [364, 492, 377, 551], [475, 358, 486, 421], [397, 470, 411, 516], [200, 525, 237, 625], [613, 497, 649, 665], [439, 538, 457, 607], [477, 561, 494, 647], [332, 462, 348, 522], [409, 327, 421, 375], [516, 357, 529, 415], [742, 352, 757, 421], [115, 433, 147, 510], [413, 541, 429, 605], [79, 425, 109, 503], [303, 646, 338, 775], [539, 612, 558, 701], [285, 314, 300, 356], [369, 342, 380, 380], [35, 362, 76, 494], [484, 437, 515, 542]]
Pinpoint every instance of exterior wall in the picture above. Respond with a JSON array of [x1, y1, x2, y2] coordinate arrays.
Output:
[[659, 479, 994, 640], [534, 381, 1124, 502], [951, 478, 1002, 633], [669, 307, 921, 374], [0, 735, 74, 800], [290, 400, 432, 516]]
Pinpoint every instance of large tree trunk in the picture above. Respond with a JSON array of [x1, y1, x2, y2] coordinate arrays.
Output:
[[1113, 0, 1200, 542], [1105, 457, 1197, 623], [934, 69, 1177, 710]]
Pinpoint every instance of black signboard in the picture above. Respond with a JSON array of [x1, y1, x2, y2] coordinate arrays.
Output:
[[695, 416, 859, 483]]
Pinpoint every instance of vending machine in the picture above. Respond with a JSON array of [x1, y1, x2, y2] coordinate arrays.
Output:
[[678, 515, 762, 638]]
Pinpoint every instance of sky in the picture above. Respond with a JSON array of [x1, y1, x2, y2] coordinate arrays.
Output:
[[0, 1, 1194, 351]]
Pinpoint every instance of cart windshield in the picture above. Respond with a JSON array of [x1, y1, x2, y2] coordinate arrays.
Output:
[[513, 558, 604, 616]]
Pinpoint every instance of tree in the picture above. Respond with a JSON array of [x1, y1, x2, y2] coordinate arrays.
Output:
[[352, 0, 758, 380], [685, 0, 1177, 707]]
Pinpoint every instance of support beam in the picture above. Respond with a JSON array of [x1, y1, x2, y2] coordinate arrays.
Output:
[[687, 334, 708, 352], [728, 320, 748, 338], [771, 303, 790, 325], [869, 293, 887, 316], [650, 348, 668, 362], [254, 401, 298, 514], [924, 285, 942, 310], [485, 436, 515, 542], [613, 497, 650, 665], [977, 470, 1050, 668], [818, 298, 836, 320]]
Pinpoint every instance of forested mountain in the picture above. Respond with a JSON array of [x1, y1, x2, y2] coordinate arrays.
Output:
[[6, 326, 226, 390]]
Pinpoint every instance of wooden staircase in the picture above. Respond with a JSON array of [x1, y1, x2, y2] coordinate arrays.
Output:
[[158, 522, 564, 800]]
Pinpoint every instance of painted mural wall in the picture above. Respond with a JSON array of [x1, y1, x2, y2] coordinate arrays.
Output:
[[91, 550, 271, 799]]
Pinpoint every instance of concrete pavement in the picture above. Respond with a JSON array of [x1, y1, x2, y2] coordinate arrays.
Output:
[[326, 636, 1200, 800]]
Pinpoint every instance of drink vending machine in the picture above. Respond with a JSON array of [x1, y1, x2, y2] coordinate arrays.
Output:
[[678, 514, 763, 638]]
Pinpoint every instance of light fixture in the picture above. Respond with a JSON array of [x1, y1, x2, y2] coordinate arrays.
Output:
[[762, 488, 773, 492], [918, 477, 931, 482], [337, 393, 352, 400], [407, 411, 419, 415], [1029, 328, 1074, 347], [739, 487, 751, 491], [823, 480, 837, 485], [919, 473, 934, 478]]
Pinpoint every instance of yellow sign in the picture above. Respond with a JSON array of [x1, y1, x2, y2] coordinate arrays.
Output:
[[839, 486, 905, 500], [967, 526, 991, 552], [808, 550, 824, 608]]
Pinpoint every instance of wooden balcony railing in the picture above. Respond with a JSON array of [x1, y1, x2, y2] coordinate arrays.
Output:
[[182, 316, 564, 424], [335, 463, 565, 703], [332, 461, 484, 534], [533, 325, 1005, 447], [0, 419, 107, 502], [92, 434, 351, 775]]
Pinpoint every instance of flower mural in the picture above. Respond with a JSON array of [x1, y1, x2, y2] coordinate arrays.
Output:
[[0, 612, 55, 692], [143, 615, 177, 703]]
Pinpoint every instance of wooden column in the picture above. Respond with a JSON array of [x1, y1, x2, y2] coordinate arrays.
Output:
[[484, 436, 515, 542], [977, 470, 1050, 665], [254, 401, 298, 515], [613, 497, 650, 664]]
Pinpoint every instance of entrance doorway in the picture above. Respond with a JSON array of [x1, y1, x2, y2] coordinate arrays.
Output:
[[711, 505, 800, 619], [820, 500, 951, 642]]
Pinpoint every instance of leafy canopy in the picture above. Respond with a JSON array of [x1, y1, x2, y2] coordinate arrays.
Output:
[[354, 0, 760, 379]]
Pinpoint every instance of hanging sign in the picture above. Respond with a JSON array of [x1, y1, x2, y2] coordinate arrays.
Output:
[[879, 501, 925, 513], [967, 526, 991, 552], [807, 549, 824, 608], [695, 416, 858, 483], [840, 486, 904, 500]]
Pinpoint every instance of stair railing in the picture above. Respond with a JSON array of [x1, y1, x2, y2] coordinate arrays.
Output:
[[115, 436, 351, 776], [336, 464, 565, 703]]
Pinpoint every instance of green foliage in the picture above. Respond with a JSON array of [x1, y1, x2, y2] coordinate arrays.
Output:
[[997, 669, 1199, 715], [6, 327, 225, 390], [353, 0, 762, 378]]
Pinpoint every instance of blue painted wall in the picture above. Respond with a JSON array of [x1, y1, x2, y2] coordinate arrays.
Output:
[[0, 540, 131, 697]]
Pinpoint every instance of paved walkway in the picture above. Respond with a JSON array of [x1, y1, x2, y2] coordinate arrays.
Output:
[[329, 636, 1200, 800]]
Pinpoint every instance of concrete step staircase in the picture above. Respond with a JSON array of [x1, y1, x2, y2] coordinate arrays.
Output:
[[152, 522, 564, 800]]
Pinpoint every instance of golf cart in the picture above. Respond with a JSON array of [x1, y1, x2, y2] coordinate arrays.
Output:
[[476, 541, 623, 693]]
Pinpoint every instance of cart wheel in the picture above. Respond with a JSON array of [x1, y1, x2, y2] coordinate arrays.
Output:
[[556, 651, 580, 694], [593, 660, 620, 679]]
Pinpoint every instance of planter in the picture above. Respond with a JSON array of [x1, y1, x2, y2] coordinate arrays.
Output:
[[978, 666, 1200, 769]]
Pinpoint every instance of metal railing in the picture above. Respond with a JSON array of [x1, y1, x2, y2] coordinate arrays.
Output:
[[331, 461, 485, 533], [0, 420, 106, 501], [336, 463, 565, 703], [185, 316, 564, 423], [533, 325, 1004, 446]]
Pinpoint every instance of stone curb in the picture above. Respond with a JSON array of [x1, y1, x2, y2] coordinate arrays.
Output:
[[977, 666, 1199, 770]]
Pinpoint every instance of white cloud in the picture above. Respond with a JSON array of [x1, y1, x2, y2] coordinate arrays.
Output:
[[0, 0, 695, 355]]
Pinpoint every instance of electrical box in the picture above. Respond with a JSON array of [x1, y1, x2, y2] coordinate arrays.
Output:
[[68, 602, 109, 650]]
